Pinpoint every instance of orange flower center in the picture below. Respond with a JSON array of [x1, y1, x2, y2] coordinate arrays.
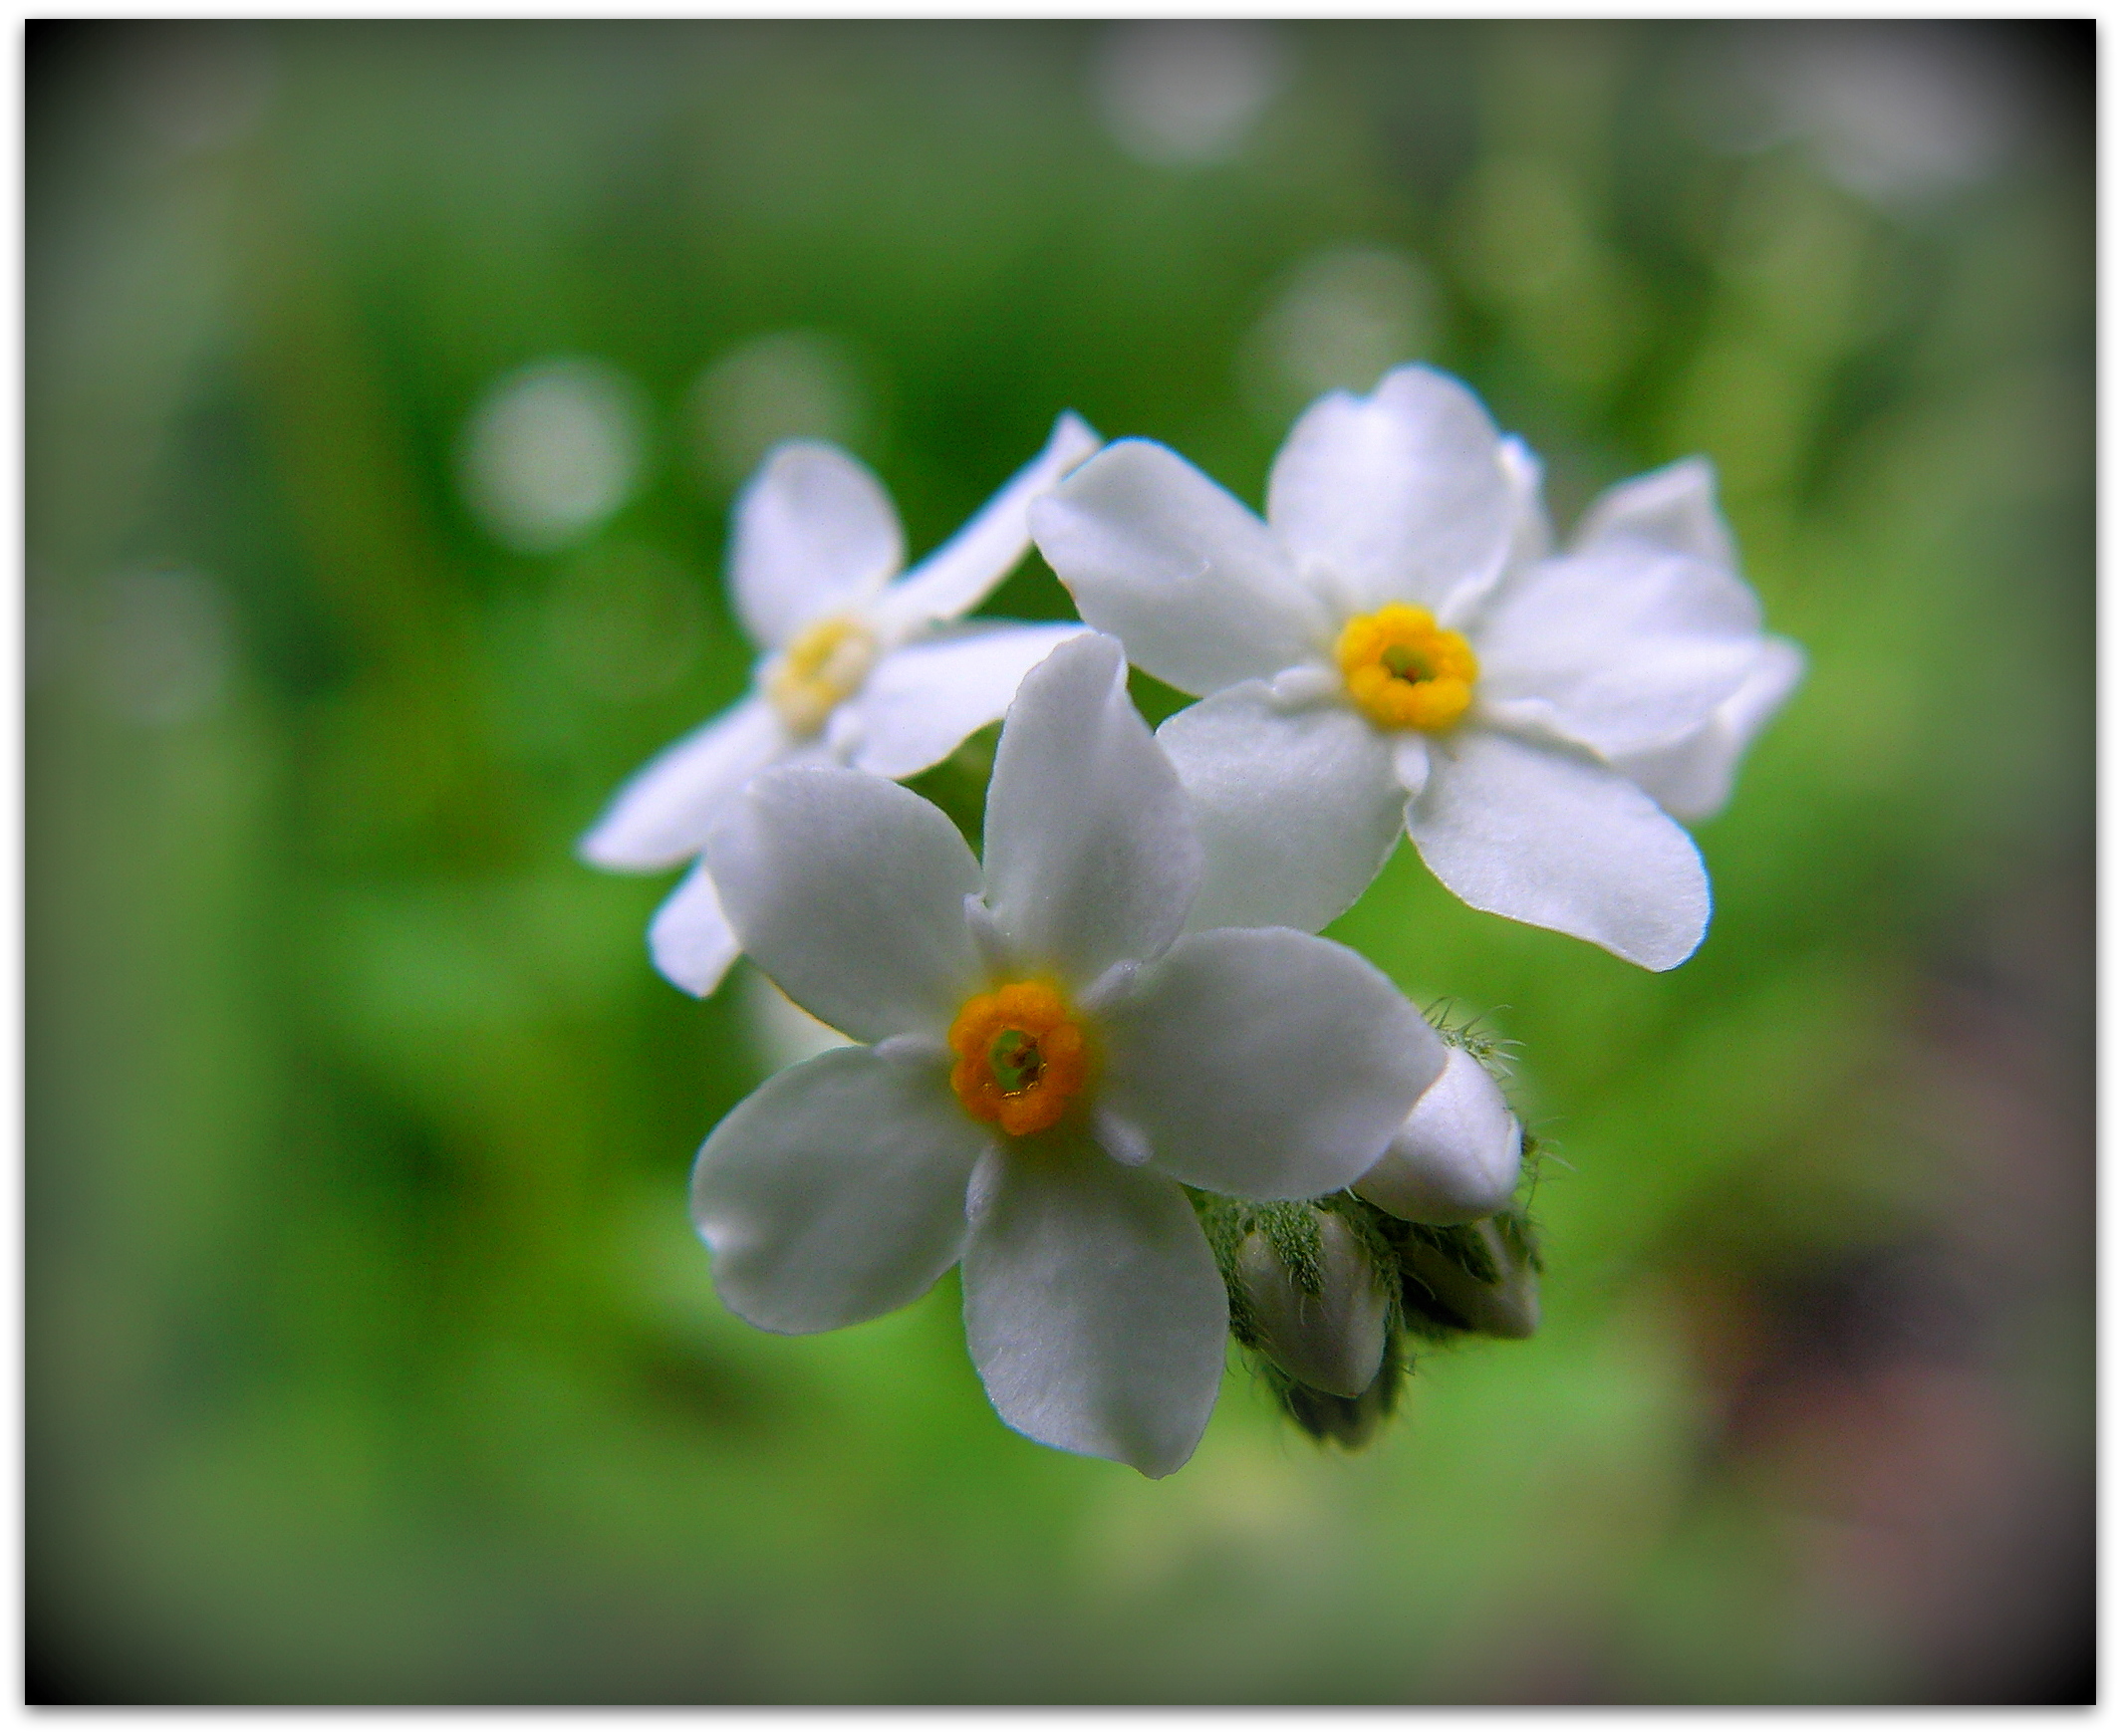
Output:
[[1336, 604, 1478, 732], [947, 980, 1091, 1137]]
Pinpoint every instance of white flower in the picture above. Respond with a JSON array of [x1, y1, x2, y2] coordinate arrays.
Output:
[[582, 413, 1102, 997], [689, 633, 1443, 1477], [1029, 366, 1804, 969], [1354, 1045, 1524, 1227]]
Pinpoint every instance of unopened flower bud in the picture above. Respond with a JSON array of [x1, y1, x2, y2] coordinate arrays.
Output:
[[1235, 1209, 1392, 1398], [1354, 1046, 1521, 1225], [1399, 1214, 1540, 1340], [1274, 1327, 1404, 1449]]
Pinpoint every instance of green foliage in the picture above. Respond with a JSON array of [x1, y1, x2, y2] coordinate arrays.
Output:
[[29, 18, 2089, 1705]]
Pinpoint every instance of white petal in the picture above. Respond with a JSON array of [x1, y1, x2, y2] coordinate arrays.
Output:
[[1236, 1213, 1391, 1398], [1392, 734, 1432, 800], [845, 622, 1091, 782], [1572, 455, 1736, 569], [1473, 545, 1764, 758], [741, 963, 857, 1073], [868, 412, 1102, 638], [1029, 439, 1329, 695], [1354, 1047, 1522, 1225], [1611, 635, 1807, 823], [1409, 729, 1710, 971], [1494, 434, 1554, 580], [1101, 927, 1441, 1199], [648, 860, 743, 998], [960, 1138, 1225, 1478], [1157, 686, 1403, 935], [1266, 663, 1339, 707], [730, 443, 905, 650], [691, 1045, 983, 1335], [1092, 1106, 1153, 1167], [578, 696, 787, 871], [980, 633, 1201, 986], [1264, 365, 1515, 618], [705, 765, 984, 1043]]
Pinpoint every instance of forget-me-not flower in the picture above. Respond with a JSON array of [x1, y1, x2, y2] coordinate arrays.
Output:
[[1030, 366, 1802, 969], [584, 413, 1100, 996], [690, 633, 1441, 1476]]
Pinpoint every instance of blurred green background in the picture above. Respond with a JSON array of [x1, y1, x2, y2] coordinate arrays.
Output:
[[29, 20, 2092, 1704]]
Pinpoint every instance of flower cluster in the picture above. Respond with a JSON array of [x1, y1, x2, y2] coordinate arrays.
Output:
[[585, 366, 1801, 1476]]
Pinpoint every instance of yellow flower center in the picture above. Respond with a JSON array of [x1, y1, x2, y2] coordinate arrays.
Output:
[[764, 615, 879, 736], [947, 980, 1091, 1137], [1336, 604, 1478, 732]]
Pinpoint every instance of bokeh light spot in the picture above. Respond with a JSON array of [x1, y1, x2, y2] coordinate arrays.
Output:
[[1093, 22, 1287, 168], [92, 566, 232, 727], [689, 330, 875, 496], [462, 357, 647, 554], [1240, 243, 1438, 426]]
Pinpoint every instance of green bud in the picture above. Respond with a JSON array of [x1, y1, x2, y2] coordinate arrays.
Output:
[[1265, 1320, 1406, 1450], [1234, 1208, 1392, 1398], [1189, 1185, 1542, 1454], [1396, 1211, 1541, 1341]]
